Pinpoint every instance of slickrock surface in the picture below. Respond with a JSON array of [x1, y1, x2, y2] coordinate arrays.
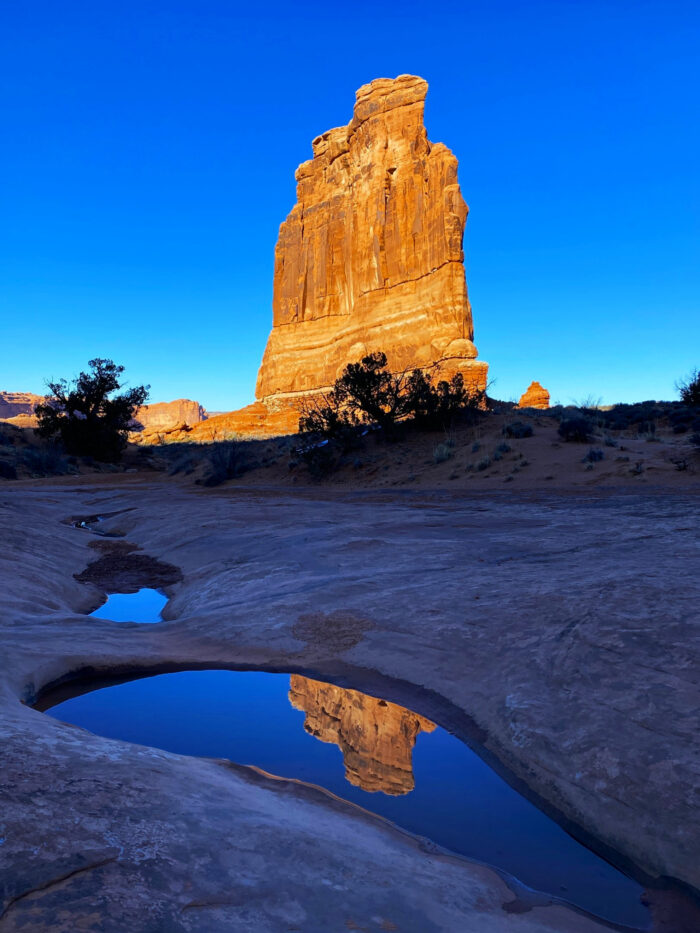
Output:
[[518, 381, 551, 409], [1, 480, 698, 931], [190, 75, 487, 440], [289, 674, 435, 794]]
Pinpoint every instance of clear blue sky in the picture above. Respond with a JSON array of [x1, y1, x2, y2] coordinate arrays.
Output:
[[1, 1, 698, 409]]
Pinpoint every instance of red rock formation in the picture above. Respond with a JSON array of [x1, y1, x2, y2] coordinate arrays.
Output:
[[0, 392, 43, 423], [133, 399, 206, 435], [190, 74, 487, 440], [517, 381, 550, 409], [288, 674, 435, 796]]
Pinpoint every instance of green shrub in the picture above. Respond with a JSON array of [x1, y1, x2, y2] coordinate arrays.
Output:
[[433, 443, 453, 464], [582, 448, 604, 463], [35, 358, 148, 462]]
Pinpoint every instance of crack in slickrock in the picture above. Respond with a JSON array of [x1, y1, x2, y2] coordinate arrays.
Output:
[[0, 855, 118, 920]]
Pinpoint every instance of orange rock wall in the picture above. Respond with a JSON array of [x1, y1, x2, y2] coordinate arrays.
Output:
[[189, 74, 487, 441], [257, 74, 487, 404], [134, 399, 206, 433]]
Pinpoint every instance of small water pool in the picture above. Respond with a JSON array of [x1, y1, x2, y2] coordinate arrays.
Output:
[[90, 588, 167, 623], [44, 669, 649, 929]]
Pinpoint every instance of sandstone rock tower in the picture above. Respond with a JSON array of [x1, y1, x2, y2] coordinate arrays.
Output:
[[193, 74, 487, 439]]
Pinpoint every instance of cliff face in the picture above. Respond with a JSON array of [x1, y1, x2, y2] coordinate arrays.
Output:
[[288, 674, 435, 796], [0, 392, 44, 423], [190, 74, 487, 440]]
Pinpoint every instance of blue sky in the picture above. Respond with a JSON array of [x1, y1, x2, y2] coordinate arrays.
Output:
[[1, 1, 698, 409]]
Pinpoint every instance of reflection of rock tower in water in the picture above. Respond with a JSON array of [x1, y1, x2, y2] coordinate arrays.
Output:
[[288, 675, 435, 796]]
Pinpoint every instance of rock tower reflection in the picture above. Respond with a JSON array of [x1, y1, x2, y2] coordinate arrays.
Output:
[[288, 675, 435, 795]]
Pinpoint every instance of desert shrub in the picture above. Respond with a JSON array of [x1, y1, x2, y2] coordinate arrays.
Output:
[[407, 370, 484, 431], [603, 435, 618, 447], [196, 441, 243, 487], [35, 358, 148, 462], [503, 421, 533, 439], [558, 418, 593, 442], [0, 460, 17, 479], [298, 395, 360, 449], [299, 441, 339, 479], [21, 445, 73, 476], [168, 452, 198, 476], [333, 352, 415, 437], [476, 456, 491, 471], [433, 443, 452, 464], [299, 352, 485, 445], [298, 352, 410, 442], [690, 432, 700, 449], [677, 368, 700, 407], [582, 448, 604, 463], [496, 442, 512, 454]]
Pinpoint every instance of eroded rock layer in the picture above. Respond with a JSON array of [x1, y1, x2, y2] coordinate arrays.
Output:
[[518, 381, 550, 409], [0, 392, 43, 424], [289, 674, 435, 795], [190, 74, 487, 440]]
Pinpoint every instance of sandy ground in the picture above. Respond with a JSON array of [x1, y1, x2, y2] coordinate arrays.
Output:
[[228, 408, 700, 493], [0, 475, 699, 931]]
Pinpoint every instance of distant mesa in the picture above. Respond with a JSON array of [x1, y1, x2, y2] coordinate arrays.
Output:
[[517, 381, 550, 409], [0, 392, 208, 438], [0, 392, 44, 427], [288, 674, 435, 796], [190, 73, 488, 441]]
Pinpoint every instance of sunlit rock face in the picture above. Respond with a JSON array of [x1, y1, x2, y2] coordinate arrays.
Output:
[[0, 392, 43, 426], [517, 381, 550, 409], [190, 74, 487, 440], [134, 399, 206, 431], [289, 674, 435, 796]]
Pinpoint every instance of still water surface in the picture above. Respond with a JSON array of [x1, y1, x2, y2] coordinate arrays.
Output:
[[47, 666, 649, 929], [90, 588, 167, 623]]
